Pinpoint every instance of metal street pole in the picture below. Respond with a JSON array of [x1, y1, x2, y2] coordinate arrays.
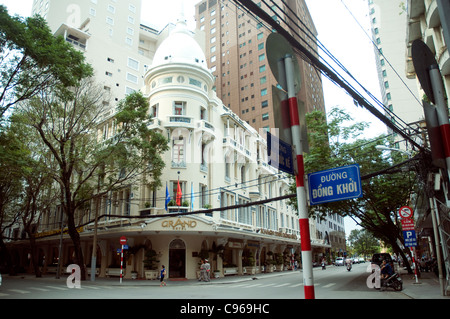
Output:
[[284, 54, 315, 299], [56, 211, 64, 279], [90, 198, 99, 282], [429, 65, 450, 180], [429, 194, 446, 295]]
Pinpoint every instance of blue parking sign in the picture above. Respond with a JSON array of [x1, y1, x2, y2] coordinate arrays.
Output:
[[403, 230, 417, 247]]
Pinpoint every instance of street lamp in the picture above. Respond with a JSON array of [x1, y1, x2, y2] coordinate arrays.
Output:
[[375, 145, 412, 158]]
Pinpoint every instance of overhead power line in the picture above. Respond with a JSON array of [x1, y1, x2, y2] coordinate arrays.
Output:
[[231, 0, 424, 151]]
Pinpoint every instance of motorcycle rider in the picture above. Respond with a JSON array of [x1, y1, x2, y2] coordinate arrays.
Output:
[[380, 259, 393, 279], [345, 257, 352, 270]]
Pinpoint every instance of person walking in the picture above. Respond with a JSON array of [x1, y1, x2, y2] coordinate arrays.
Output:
[[204, 259, 210, 282], [160, 265, 167, 287], [199, 259, 206, 281]]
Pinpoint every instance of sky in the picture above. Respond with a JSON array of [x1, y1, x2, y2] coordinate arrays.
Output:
[[0, 0, 373, 235]]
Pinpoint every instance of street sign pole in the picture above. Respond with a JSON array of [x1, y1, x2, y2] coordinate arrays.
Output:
[[119, 236, 127, 284], [284, 54, 314, 299], [429, 65, 450, 179], [399, 207, 419, 284]]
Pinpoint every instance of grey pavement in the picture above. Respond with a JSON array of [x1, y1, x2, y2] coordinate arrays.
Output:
[[2, 266, 448, 299]]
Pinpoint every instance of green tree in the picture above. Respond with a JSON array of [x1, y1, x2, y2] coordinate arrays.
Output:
[[347, 229, 380, 259], [0, 6, 92, 120], [16, 80, 168, 280], [0, 121, 29, 275], [290, 107, 419, 273]]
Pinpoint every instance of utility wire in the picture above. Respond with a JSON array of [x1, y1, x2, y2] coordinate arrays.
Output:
[[233, 0, 423, 150], [268, 0, 421, 139]]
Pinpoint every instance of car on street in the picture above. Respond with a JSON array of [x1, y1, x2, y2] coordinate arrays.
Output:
[[334, 257, 345, 266], [0, 272, 2, 286]]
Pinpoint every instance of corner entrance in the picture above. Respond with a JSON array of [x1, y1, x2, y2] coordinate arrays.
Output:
[[169, 239, 186, 278]]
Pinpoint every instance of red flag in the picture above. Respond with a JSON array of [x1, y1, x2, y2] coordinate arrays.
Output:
[[176, 180, 182, 206]]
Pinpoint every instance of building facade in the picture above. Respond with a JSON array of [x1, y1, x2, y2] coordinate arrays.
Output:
[[194, 0, 326, 131], [368, 0, 423, 148], [31, 0, 160, 114]]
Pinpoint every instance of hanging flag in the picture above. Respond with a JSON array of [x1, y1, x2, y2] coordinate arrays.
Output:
[[190, 182, 194, 211], [165, 183, 170, 211], [176, 179, 182, 206]]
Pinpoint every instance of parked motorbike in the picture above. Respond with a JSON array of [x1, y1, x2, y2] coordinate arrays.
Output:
[[380, 273, 403, 291]]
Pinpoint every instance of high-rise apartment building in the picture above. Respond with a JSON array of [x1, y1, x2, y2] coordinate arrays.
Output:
[[194, 0, 325, 131], [368, 0, 423, 147], [31, 0, 160, 117]]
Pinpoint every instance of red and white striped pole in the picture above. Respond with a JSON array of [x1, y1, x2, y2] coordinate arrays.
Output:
[[284, 54, 315, 299], [429, 65, 450, 178]]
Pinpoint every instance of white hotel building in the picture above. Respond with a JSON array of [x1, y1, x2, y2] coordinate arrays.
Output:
[[7, 1, 340, 280]]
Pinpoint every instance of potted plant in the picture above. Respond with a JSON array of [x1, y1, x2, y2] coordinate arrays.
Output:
[[266, 251, 275, 272], [143, 249, 159, 280], [243, 251, 256, 275], [275, 253, 284, 271], [223, 263, 238, 275]]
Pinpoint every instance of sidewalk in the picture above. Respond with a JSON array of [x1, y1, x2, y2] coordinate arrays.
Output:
[[397, 268, 449, 299], [3, 267, 449, 299]]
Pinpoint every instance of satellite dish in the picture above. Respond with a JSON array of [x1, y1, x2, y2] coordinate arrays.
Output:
[[266, 33, 301, 94], [411, 40, 438, 104]]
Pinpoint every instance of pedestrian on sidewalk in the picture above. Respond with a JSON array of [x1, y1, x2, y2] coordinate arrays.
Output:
[[204, 259, 210, 282], [199, 259, 206, 281], [160, 265, 167, 287]]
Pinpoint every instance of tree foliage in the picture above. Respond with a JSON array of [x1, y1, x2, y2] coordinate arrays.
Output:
[[347, 229, 380, 258], [0, 6, 93, 120], [290, 107, 420, 272]]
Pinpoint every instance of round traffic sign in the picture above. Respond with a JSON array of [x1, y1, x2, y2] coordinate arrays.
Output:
[[119, 236, 127, 245], [399, 206, 413, 219], [266, 33, 301, 94]]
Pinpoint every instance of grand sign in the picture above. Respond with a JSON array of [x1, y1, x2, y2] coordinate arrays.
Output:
[[161, 218, 197, 230]]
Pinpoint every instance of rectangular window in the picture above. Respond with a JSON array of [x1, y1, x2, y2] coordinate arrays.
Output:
[[172, 136, 185, 166], [125, 87, 135, 95], [173, 101, 186, 115], [127, 57, 139, 70], [126, 72, 138, 84]]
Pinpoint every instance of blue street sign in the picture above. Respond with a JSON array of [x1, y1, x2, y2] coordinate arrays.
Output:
[[267, 131, 295, 175], [308, 164, 362, 205], [403, 230, 417, 247]]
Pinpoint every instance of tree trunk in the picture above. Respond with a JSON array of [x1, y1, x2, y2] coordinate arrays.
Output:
[[26, 234, 42, 277], [66, 210, 86, 280], [0, 238, 16, 275]]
